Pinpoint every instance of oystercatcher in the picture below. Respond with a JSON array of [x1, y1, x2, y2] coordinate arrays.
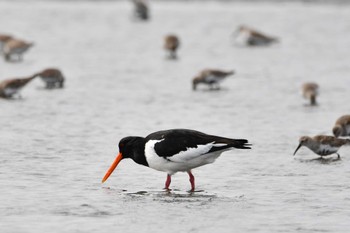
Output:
[[333, 115, 350, 138], [37, 68, 65, 89], [233, 25, 278, 46], [102, 129, 251, 191], [293, 135, 350, 159], [192, 69, 234, 91], [301, 82, 319, 106], [164, 34, 180, 59]]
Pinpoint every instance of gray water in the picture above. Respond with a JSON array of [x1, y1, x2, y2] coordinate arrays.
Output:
[[1, 1, 350, 232]]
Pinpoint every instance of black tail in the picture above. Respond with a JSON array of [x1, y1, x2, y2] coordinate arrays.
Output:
[[208, 138, 251, 153], [230, 139, 251, 149]]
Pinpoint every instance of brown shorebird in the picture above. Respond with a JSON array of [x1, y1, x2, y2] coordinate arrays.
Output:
[[192, 69, 234, 91], [302, 82, 319, 106], [37, 68, 65, 89], [132, 0, 149, 20], [233, 25, 278, 46], [3, 38, 33, 62], [293, 135, 350, 159], [0, 34, 13, 53], [0, 74, 37, 99], [164, 34, 180, 59], [333, 115, 350, 138]]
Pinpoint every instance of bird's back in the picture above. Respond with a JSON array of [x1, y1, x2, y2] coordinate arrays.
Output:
[[335, 115, 350, 126], [313, 135, 349, 147], [164, 35, 179, 51], [144, 129, 250, 173], [146, 129, 250, 158]]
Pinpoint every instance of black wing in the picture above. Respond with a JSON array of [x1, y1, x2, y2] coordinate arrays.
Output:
[[145, 129, 251, 158]]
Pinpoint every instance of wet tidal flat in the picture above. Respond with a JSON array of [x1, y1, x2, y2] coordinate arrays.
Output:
[[1, 1, 350, 232]]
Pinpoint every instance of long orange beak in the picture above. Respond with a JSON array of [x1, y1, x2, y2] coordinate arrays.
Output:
[[102, 152, 123, 183]]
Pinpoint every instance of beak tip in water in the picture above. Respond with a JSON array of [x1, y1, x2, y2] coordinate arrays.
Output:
[[293, 144, 302, 156], [101, 152, 123, 184]]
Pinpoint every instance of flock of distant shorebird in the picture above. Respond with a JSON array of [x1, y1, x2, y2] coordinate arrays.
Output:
[[1, 0, 349, 191], [0, 33, 65, 98]]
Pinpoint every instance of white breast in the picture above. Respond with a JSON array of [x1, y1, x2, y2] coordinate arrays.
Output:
[[316, 144, 338, 155], [234, 31, 251, 45]]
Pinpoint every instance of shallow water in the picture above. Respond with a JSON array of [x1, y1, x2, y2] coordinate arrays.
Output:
[[1, 1, 350, 232]]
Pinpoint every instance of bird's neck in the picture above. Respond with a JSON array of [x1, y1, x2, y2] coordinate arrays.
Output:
[[306, 140, 319, 152], [130, 138, 149, 167]]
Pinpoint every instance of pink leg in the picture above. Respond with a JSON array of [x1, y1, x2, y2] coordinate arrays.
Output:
[[188, 171, 195, 192], [164, 174, 171, 190]]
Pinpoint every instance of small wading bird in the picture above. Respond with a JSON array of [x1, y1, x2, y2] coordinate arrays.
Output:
[[233, 25, 278, 46], [3, 38, 33, 62], [293, 135, 350, 159], [164, 34, 180, 59], [301, 82, 319, 106], [36, 68, 65, 89], [0, 34, 13, 53], [192, 69, 234, 91], [102, 129, 251, 192], [333, 115, 350, 138], [0, 74, 37, 99], [132, 0, 149, 20]]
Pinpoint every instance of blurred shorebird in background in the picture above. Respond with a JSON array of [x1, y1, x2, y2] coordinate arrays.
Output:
[[233, 25, 278, 46], [0, 74, 37, 99], [132, 0, 149, 21], [333, 115, 350, 138], [164, 34, 180, 60], [3, 38, 33, 62], [192, 69, 234, 91], [301, 82, 319, 106], [36, 68, 65, 89]]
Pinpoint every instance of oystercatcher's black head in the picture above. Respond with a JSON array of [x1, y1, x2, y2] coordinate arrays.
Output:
[[117, 136, 143, 158], [102, 136, 145, 183]]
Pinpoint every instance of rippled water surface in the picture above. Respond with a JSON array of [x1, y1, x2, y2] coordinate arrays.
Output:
[[1, 1, 350, 232]]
